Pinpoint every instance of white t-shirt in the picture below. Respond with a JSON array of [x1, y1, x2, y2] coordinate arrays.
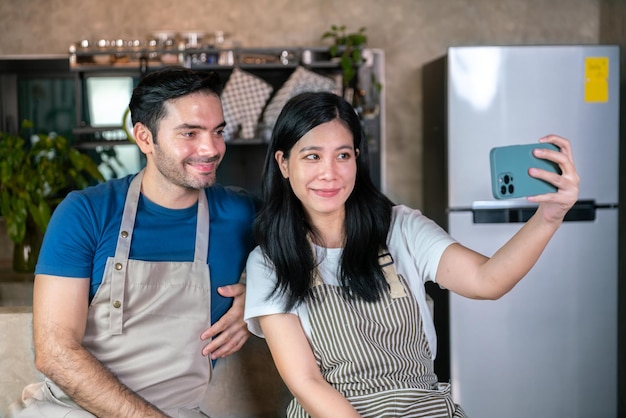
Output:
[[244, 205, 456, 359]]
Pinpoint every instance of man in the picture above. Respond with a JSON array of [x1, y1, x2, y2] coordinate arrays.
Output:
[[8, 67, 257, 417]]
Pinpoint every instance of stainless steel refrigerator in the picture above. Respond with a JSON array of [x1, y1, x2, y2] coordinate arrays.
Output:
[[422, 45, 619, 418]]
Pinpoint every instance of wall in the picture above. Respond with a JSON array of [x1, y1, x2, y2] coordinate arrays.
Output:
[[1, 0, 624, 414], [0, 0, 604, 207]]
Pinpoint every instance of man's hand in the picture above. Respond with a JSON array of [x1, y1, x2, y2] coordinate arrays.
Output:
[[200, 283, 250, 359]]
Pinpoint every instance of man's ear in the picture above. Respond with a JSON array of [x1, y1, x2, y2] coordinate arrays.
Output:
[[133, 123, 153, 154], [274, 151, 289, 178]]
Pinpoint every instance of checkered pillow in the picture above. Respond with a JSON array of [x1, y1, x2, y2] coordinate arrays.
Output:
[[262, 66, 338, 130], [222, 68, 274, 141]]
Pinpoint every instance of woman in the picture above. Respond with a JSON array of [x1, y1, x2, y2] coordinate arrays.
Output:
[[244, 92, 579, 417]]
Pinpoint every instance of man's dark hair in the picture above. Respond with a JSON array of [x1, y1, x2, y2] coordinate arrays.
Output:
[[129, 67, 223, 141]]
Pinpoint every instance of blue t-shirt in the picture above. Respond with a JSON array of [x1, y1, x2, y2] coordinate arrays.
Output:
[[36, 174, 258, 326]]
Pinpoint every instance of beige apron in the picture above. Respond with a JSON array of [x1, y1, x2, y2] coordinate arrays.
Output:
[[9, 170, 213, 418], [287, 252, 467, 418]]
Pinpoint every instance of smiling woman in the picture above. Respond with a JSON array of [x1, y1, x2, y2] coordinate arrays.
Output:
[[243, 89, 580, 417], [274, 119, 357, 239]]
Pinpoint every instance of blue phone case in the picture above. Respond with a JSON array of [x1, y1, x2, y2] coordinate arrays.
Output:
[[489, 143, 561, 199]]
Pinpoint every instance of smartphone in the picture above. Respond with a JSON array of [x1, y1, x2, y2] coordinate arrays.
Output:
[[490, 143, 561, 199]]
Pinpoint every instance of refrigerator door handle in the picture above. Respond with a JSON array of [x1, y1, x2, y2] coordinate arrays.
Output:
[[469, 199, 598, 224]]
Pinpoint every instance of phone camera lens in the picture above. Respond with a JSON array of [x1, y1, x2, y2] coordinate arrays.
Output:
[[503, 175, 511, 184], [508, 184, 514, 194], [500, 185, 507, 195]]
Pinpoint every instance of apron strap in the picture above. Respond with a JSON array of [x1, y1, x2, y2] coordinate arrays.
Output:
[[109, 170, 144, 335], [109, 170, 210, 334], [378, 251, 407, 299], [195, 189, 209, 263]]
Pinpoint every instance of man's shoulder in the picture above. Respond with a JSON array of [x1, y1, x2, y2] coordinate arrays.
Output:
[[58, 175, 134, 214], [206, 183, 254, 200], [71, 174, 133, 200], [205, 184, 259, 215]]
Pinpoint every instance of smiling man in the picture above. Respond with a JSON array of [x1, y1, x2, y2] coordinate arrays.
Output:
[[8, 67, 258, 418]]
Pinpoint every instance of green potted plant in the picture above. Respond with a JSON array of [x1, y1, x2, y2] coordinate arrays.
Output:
[[321, 24, 381, 116], [322, 24, 368, 90], [0, 120, 104, 272]]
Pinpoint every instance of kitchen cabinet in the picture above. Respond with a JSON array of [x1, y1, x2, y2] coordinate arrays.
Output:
[[0, 47, 385, 195]]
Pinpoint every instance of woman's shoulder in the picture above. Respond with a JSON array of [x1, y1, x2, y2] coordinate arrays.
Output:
[[247, 245, 264, 261], [390, 204, 426, 224], [246, 246, 272, 272], [389, 204, 452, 244]]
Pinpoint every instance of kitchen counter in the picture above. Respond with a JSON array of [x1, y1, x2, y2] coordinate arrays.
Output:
[[0, 264, 38, 415], [0, 263, 34, 307]]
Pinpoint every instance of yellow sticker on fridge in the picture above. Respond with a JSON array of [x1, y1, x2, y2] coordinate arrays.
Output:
[[584, 57, 609, 103]]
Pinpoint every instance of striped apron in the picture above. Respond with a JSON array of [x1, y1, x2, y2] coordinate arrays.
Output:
[[287, 252, 467, 418]]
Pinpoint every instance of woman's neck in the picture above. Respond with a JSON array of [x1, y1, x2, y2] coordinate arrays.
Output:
[[308, 213, 345, 249]]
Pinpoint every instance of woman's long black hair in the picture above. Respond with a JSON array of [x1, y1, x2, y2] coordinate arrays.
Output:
[[254, 91, 394, 311]]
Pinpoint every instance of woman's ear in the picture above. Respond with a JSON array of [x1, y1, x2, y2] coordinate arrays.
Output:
[[356, 148, 361, 158], [274, 151, 289, 178]]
